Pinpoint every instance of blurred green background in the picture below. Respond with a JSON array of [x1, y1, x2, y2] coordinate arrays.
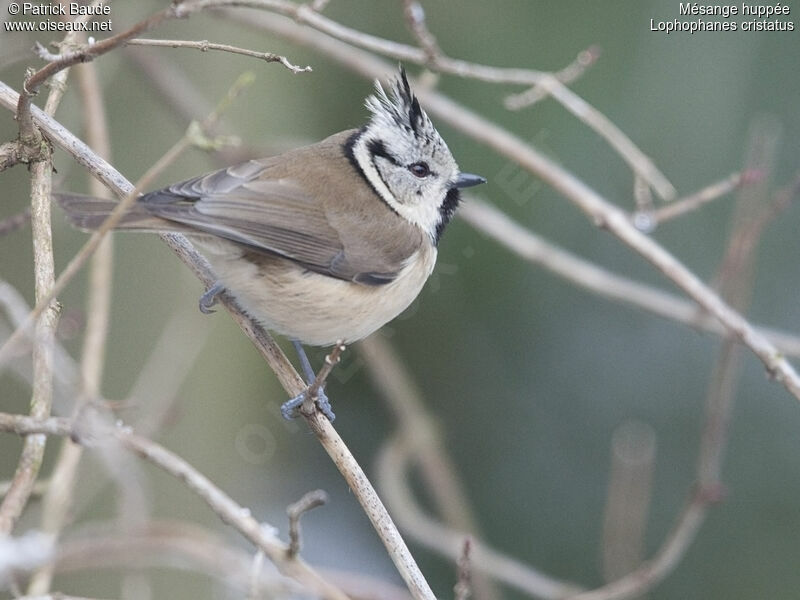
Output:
[[2, 1, 800, 598]]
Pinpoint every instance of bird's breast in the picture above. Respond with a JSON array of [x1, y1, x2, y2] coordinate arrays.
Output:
[[197, 237, 437, 346]]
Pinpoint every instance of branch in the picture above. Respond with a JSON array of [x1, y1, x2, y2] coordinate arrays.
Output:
[[286, 490, 329, 558], [504, 45, 601, 110], [28, 55, 115, 596], [571, 117, 782, 600], [377, 437, 583, 599], [0, 413, 349, 600], [458, 200, 800, 357], [16, 4, 179, 154], [640, 171, 750, 229], [126, 38, 312, 73]]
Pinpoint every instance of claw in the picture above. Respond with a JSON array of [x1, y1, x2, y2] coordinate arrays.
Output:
[[199, 282, 224, 314], [281, 388, 335, 422]]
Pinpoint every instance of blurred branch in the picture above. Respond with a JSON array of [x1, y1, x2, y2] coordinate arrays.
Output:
[[454, 538, 472, 600], [359, 335, 502, 600], [401, 1, 442, 63], [126, 38, 312, 73], [29, 56, 115, 596], [377, 436, 583, 599], [460, 200, 800, 357], [0, 412, 349, 600], [504, 45, 601, 110], [50, 520, 414, 600], [601, 421, 656, 583], [571, 116, 783, 600]]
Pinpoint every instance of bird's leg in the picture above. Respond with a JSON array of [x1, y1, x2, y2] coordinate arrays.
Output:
[[199, 281, 225, 314], [281, 340, 335, 422]]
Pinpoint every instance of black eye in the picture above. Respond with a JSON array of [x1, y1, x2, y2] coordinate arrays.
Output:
[[408, 162, 430, 178]]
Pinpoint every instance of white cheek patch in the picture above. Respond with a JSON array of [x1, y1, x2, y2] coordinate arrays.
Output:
[[353, 134, 442, 242], [353, 135, 396, 209]]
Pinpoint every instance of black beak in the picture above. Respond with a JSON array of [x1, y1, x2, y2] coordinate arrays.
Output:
[[454, 172, 487, 189]]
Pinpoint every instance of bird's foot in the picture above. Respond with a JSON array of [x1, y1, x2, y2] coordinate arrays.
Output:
[[281, 387, 335, 422], [199, 282, 224, 314]]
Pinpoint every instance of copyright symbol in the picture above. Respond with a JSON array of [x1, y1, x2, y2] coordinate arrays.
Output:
[[8, 3, 20, 15]]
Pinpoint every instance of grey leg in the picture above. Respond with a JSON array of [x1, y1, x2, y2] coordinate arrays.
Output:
[[280, 341, 335, 422]]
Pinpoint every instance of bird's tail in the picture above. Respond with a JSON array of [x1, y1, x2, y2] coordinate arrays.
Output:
[[54, 193, 171, 232]]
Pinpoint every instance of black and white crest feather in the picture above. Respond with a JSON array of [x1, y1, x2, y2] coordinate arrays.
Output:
[[365, 68, 436, 142]]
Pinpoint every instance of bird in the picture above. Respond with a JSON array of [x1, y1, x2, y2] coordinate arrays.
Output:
[[56, 67, 485, 420]]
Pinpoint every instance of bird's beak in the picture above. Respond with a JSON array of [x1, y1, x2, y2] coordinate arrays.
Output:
[[454, 173, 487, 189]]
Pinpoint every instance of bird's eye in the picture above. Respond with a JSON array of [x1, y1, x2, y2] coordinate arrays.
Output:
[[408, 162, 430, 178]]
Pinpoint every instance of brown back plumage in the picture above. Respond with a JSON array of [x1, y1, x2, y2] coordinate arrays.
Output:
[[56, 130, 425, 285]]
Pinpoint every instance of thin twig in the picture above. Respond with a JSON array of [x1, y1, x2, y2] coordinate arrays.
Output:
[[504, 45, 601, 110], [401, 1, 442, 63], [126, 38, 312, 73], [641, 172, 749, 229], [286, 490, 329, 558], [303, 341, 345, 411]]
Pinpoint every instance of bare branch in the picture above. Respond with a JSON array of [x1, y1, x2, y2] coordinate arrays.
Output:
[[358, 335, 502, 600], [377, 437, 583, 599], [459, 200, 800, 357], [126, 38, 312, 73], [504, 45, 601, 110], [286, 490, 329, 558], [401, 1, 442, 63], [639, 171, 751, 229], [303, 341, 345, 413], [0, 413, 350, 600], [28, 55, 115, 596]]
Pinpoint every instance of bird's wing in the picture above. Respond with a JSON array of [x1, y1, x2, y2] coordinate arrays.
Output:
[[138, 160, 413, 284]]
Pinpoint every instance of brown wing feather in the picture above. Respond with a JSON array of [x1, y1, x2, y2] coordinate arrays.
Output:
[[137, 131, 421, 284]]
